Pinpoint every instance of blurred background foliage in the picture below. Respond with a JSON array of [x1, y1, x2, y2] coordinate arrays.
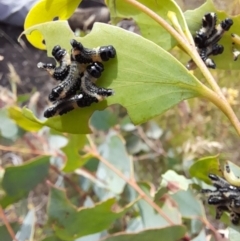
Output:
[[1, 0, 240, 240]]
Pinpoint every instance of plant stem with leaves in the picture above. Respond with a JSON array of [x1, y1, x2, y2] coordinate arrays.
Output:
[[122, 0, 240, 136]]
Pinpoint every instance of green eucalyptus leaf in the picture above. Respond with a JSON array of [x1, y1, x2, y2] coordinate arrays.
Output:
[[48, 187, 134, 240], [24, 0, 81, 49], [62, 134, 91, 172], [191, 229, 207, 241], [8, 106, 42, 132], [15, 209, 35, 241], [229, 225, 240, 241], [96, 133, 131, 196], [106, 0, 187, 50], [184, 0, 240, 70], [161, 170, 193, 191], [189, 155, 221, 183], [126, 217, 144, 232], [100, 225, 186, 241], [41, 236, 64, 241], [23, 105, 96, 134], [138, 183, 181, 228], [20, 21, 204, 134], [0, 109, 18, 139], [0, 156, 50, 208], [171, 189, 206, 219], [90, 109, 118, 131]]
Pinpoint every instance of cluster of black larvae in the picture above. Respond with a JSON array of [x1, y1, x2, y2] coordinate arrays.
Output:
[[187, 12, 233, 70], [37, 39, 116, 118], [202, 162, 240, 225]]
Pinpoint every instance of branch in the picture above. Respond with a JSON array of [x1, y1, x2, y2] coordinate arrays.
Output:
[[0, 144, 56, 156], [122, 0, 240, 136], [0, 205, 18, 241], [85, 137, 174, 225], [50, 165, 86, 196]]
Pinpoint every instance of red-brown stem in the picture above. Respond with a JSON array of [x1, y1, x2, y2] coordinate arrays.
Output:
[[86, 143, 174, 224], [0, 205, 18, 241]]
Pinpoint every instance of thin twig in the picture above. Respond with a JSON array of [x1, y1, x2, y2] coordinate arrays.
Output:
[[160, 178, 222, 240], [136, 126, 165, 156], [0, 205, 18, 241], [0, 144, 55, 156], [200, 217, 223, 241], [87, 137, 174, 225], [50, 165, 85, 196], [86, 134, 97, 152], [133, 152, 162, 161]]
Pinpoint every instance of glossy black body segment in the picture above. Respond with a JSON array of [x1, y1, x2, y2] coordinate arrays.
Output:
[[71, 39, 116, 64], [38, 45, 71, 81]]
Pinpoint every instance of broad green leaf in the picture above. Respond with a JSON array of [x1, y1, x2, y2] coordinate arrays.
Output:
[[16, 208, 35, 241], [83, 157, 99, 172], [126, 135, 149, 155], [138, 183, 181, 227], [96, 133, 131, 196], [48, 187, 134, 240], [0, 109, 18, 139], [126, 217, 144, 232], [171, 189, 206, 219], [161, 170, 192, 192], [90, 109, 118, 131], [154, 186, 168, 203], [21, 21, 205, 134], [62, 134, 91, 172], [41, 236, 64, 241], [22, 105, 97, 134], [49, 134, 68, 149], [24, 0, 81, 49], [101, 225, 186, 241], [190, 219, 204, 239], [184, 0, 240, 70], [106, 0, 187, 50], [191, 229, 207, 241], [229, 225, 240, 241], [8, 106, 42, 132], [189, 155, 221, 183], [0, 156, 50, 208], [154, 170, 192, 207]]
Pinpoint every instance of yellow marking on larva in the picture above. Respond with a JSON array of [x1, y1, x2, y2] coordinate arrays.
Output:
[[77, 63, 88, 74], [91, 47, 102, 62], [46, 69, 55, 77], [59, 89, 68, 98], [81, 73, 104, 101], [72, 102, 79, 109], [71, 49, 81, 60], [48, 104, 60, 117], [232, 34, 240, 45], [61, 53, 71, 66], [223, 161, 240, 187]]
